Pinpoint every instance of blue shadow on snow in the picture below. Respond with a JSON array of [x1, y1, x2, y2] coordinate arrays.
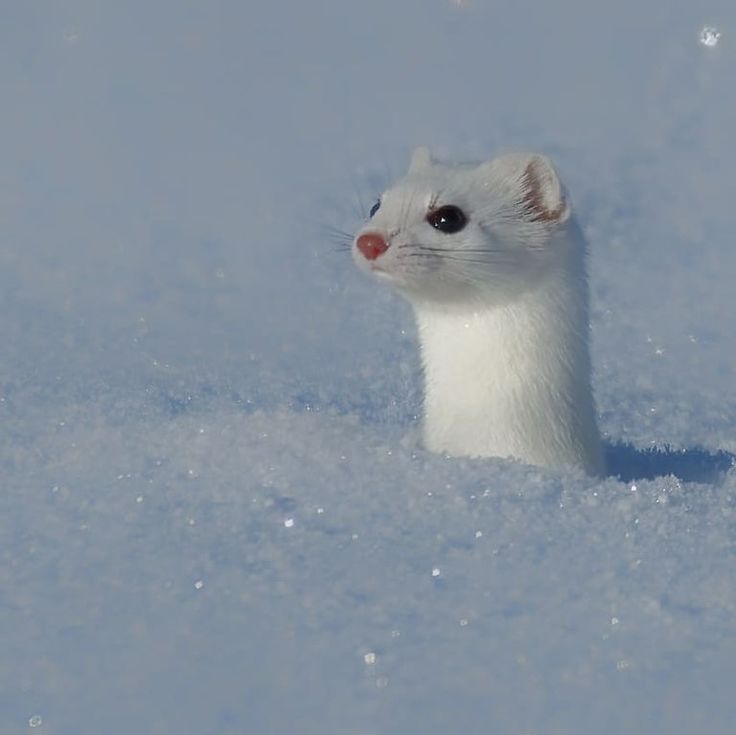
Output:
[[606, 443, 734, 484]]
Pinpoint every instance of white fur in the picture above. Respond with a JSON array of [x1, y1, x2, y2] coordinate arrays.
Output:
[[353, 148, 605, 475]]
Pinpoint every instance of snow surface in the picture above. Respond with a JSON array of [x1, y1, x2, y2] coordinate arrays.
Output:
[[2, 2, 736, 733]]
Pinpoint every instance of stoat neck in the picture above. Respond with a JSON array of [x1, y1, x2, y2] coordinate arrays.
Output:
[[412, 265, 604, 474]]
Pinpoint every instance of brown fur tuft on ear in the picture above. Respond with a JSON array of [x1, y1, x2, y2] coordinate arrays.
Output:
[[521, 157, 569, 224], [480, 152, 571, 225]]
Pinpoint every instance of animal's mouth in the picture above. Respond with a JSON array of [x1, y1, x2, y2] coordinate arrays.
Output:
[[368, 261, 402, 284], [370, 263, 392, 277]]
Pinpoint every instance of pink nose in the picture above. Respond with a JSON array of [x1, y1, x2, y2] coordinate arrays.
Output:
[[356, 232, 389, 261]]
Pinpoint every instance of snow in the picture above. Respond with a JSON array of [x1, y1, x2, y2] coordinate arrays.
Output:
[[2, 1, 736, 733]]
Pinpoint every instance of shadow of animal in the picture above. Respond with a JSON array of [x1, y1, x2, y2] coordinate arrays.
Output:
[[606, 443, 734, 484]]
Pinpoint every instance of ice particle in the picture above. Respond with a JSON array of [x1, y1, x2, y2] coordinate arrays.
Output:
[[194, 580, 204, 590], [699, 26, 721, 47], [284, 518, 295, 528], [28, 715, 43, 728], [63, 25, 79, 43]]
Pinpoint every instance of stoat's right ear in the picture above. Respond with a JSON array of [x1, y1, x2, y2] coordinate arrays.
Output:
[[408, 146, 432, 175]]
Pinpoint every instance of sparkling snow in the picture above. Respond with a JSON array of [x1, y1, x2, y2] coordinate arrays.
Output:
[[2, 2, 736, 733]]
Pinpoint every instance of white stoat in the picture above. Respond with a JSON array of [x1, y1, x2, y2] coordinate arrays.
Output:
[[352, 147, 605, 475]]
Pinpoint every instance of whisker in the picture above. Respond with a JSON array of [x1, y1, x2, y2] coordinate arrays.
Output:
[[396, 243, 508, 254], [350, 179, 367, 220], [397, 248, 509, 259], [322, 225, 355, 238], [326, 240, 353, 251], [321, 224, 356, 250], [399, 253, 511, 265]]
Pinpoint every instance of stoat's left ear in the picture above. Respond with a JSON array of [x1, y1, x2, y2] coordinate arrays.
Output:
[[408, 146, 432, 175], [487, 153, 570, 225]]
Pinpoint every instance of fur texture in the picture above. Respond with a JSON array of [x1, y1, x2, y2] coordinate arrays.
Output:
[[353, 148, 605, 475]]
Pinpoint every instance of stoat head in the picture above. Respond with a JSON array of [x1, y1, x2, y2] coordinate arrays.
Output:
[[352, 147, 574, 307]]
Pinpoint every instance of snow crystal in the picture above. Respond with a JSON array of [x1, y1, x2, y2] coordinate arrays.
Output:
[[2, 1, 736, 734], [699, 26, 722, 47]]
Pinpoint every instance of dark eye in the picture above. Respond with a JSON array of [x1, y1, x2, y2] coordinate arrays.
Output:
[[426, 205, 467, 234], [369, 200, 381, 218]]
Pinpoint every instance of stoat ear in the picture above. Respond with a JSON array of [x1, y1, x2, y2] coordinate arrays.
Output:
[[490, 153, 570, 224], [408, 146, 432, 175]]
